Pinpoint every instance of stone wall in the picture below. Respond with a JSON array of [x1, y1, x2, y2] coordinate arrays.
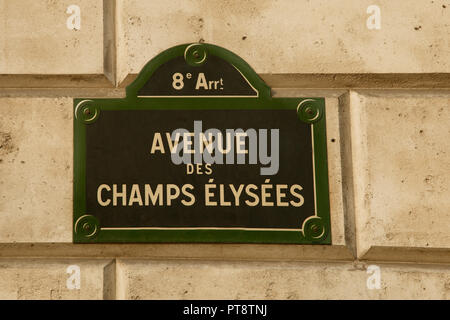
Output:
[[0, 0, 449, 299]]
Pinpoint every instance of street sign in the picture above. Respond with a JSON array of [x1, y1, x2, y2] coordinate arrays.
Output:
[[73, 43, 331, 244]]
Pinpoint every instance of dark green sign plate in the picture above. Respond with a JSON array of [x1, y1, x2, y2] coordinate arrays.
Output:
[[73, 43, 331, 244]]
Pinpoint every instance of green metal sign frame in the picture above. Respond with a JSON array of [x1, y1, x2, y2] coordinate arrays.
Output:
[[73, 43, 331, 244]]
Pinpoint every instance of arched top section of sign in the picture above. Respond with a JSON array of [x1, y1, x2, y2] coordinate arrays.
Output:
[[126, 43, 271, 99]]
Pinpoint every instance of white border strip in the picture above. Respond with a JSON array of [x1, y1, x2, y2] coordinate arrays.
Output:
[[101, 227, 300, 231], [311, 123, 318, 218], [137, 95, 257, 98]]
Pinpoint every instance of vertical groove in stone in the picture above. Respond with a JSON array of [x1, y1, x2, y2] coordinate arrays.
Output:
[[115, 259, 127, 300], [338, 91, 357, 258], [103, 0, 117, 86], [103, 259, 116, 300]]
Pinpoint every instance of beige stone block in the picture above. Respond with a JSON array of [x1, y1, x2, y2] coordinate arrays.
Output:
[[118, 0, 450, 81], [117, 259, 450, 299], [0, 0, 103, 74], [0, 97, 72, 242], [0, 259, 114, 299], [347, 91, 450, 256]]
